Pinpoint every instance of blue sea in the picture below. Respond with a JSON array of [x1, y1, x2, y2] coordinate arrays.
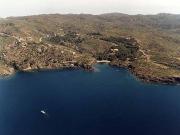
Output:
[[0, 64, 180, 135]]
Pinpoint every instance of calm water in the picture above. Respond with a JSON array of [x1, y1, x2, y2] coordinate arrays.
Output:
[[0, 64, 180, 135]]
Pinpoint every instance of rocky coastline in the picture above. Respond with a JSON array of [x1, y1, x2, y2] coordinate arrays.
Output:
[[109, 61, 180, 85], [1, 59, 180, 85]]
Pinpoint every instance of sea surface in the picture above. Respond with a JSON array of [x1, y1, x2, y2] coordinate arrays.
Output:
[[0, 64, 180, 135]]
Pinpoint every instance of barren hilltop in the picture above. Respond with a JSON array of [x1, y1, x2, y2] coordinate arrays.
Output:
[[0, 13, 180, 84]]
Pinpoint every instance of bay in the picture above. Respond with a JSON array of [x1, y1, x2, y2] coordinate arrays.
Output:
[[0, 64, 180, 135]]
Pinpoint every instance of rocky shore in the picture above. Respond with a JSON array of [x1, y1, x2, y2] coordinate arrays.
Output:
[[110, 60, 180, 85], [1, 60, 179, 85], [0, 65, 15, 76], [131, 69, 180, 85], [0, 61, 95, 78]]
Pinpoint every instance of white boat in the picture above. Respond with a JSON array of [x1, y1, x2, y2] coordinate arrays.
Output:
[[41, 110, 46, 115]]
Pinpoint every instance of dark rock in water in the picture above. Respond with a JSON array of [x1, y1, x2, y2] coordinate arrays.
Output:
[[174, 77, 180, 82], [135, 75, 180, 85]]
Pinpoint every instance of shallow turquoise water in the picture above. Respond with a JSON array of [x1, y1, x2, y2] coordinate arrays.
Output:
[[0, 64, 180, 135]]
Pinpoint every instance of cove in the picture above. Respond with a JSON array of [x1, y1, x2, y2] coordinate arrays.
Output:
[[0, 64, 180, 135]]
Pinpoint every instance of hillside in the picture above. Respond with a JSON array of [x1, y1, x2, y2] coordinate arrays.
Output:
[[0, 13, 180, 84]]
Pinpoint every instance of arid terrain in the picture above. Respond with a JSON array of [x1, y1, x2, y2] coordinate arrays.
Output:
[[0, 13, 180, 84]]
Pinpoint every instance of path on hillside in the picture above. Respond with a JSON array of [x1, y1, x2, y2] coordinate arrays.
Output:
[[139, 49, 151, 62], [139, 49, 169, 69]]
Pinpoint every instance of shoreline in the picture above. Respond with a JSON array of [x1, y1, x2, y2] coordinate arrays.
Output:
[[110, 64, 180, 85], [1, 62, 180, 85]]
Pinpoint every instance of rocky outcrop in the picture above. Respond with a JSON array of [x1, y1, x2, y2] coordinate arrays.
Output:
[[0, 65, 15, 76], [135, 74, 180, 85]]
